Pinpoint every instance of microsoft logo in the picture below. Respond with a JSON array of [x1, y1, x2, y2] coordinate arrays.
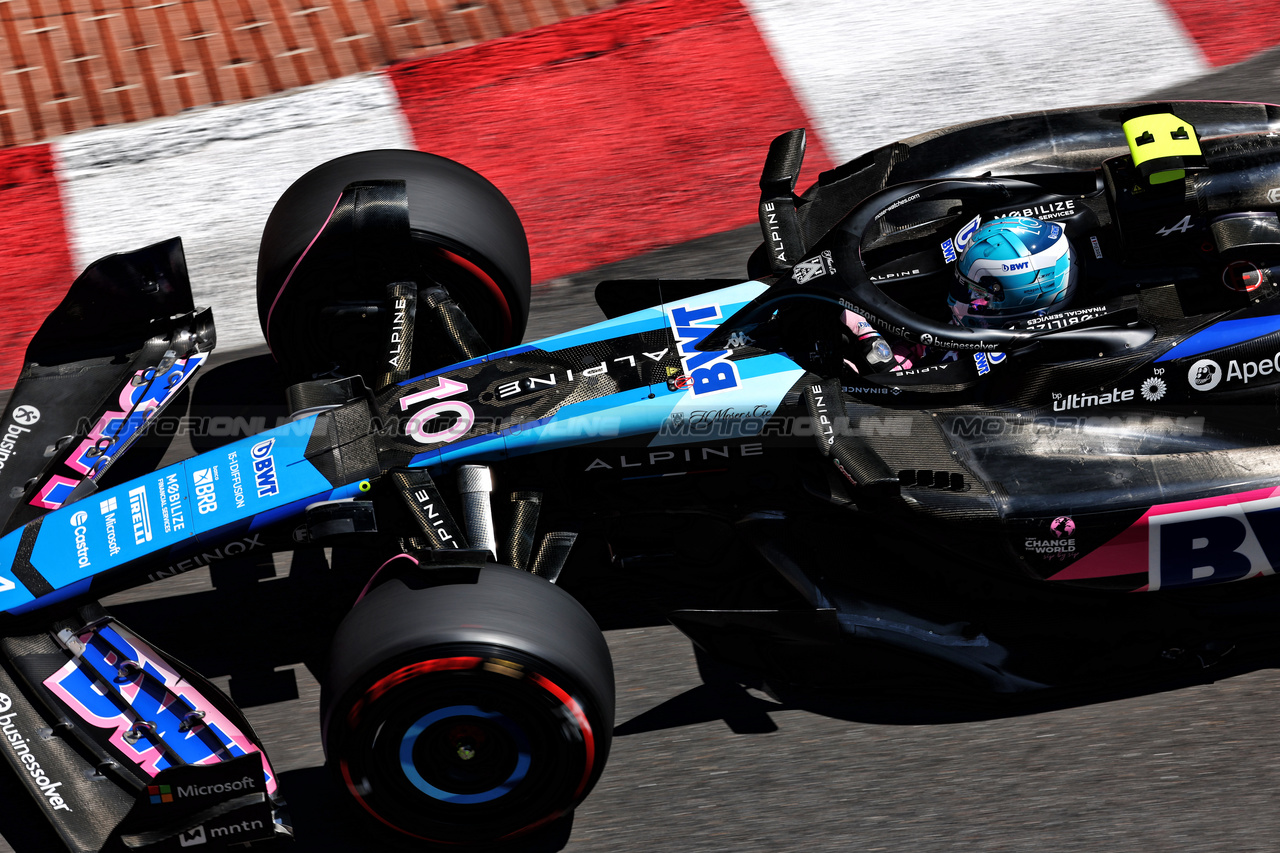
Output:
[[148, 784, 173, 805]]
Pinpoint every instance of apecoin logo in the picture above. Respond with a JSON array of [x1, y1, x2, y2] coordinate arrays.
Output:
[[1188, 359, 1221, 392]]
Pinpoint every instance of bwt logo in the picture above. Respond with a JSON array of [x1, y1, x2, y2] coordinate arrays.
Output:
[[250, 439, 279, 498], [668, 304, 740, 396], [1149, 495, 1280, 590], [1002, 261, 1030, 272]]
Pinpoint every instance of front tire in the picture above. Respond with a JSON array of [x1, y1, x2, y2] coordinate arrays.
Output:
[[322, 565, 613, 846], [257, 150, 531, 382]]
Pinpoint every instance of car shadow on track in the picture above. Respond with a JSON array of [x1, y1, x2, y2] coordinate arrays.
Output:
[[614, 642, 1280, 741]]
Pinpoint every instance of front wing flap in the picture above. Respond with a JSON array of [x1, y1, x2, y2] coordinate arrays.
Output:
[[0, 238, 216, 536], [0, 608, 285, 851]]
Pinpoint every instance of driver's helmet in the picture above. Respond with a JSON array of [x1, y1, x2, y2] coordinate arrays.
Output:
[[949, 216, 1077, 328]]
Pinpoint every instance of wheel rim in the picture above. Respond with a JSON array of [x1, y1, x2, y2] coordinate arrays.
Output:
[[397, 704, 532, 803], [334, 652, 600, 844]]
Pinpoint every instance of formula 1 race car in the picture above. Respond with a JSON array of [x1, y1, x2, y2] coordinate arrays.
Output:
[[2, 98, 1280, 851]]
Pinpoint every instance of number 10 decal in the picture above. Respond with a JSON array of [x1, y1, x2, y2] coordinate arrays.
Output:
[[399, 376, 475, 446]]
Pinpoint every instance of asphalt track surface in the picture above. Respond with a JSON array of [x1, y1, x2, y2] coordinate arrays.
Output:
[[7, 55, 1280, 853]]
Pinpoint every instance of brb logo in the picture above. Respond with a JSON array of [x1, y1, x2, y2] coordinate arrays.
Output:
[[668, 303, 740, 396], [1149, 494, 1280, 590], [192, 468, 217, 515]]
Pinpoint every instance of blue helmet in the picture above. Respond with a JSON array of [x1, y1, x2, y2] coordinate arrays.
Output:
[[949, 216, 1077, 328]]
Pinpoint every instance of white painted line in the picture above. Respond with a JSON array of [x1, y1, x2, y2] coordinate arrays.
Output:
[[742, 0, 1209, 163], [55, 73, 415, 354]]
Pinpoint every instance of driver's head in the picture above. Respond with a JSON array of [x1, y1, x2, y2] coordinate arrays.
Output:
[[949, 216, 1077, 328]]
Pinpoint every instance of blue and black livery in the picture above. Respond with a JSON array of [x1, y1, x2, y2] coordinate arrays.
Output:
[[8, 100, 1280, 850]]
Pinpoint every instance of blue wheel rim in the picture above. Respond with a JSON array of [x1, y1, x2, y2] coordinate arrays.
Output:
[[398, 704, 532, 804]]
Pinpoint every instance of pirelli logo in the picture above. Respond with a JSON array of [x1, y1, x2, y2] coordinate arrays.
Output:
[[129, 487, 152, 545]]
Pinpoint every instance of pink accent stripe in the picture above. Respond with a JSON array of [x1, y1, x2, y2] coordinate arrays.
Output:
[[30, 475, 79, 511], [264, 191, 344, 354], [356, 552, 420, 604], [1050, 485, 1280, 581]]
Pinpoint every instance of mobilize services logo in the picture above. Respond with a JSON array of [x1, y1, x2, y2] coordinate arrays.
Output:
[[0, 692, 73, 812]]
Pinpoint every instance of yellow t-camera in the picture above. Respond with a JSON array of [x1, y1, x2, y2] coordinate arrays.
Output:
[[1122, 110, 1206, 185]]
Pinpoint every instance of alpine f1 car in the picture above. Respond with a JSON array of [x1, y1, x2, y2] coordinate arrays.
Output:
[[2, 98, 1280, 851]]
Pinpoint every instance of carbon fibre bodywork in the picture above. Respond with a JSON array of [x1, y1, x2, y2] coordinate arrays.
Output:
[[5, 99, 1280, 848]]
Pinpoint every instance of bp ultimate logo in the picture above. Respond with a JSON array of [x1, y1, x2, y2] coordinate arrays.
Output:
[[668, 302, 741, 396]]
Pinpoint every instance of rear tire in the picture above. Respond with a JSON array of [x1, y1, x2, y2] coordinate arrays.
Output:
[[257, 150, 531, 382], [322, 565, 613, 847]]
